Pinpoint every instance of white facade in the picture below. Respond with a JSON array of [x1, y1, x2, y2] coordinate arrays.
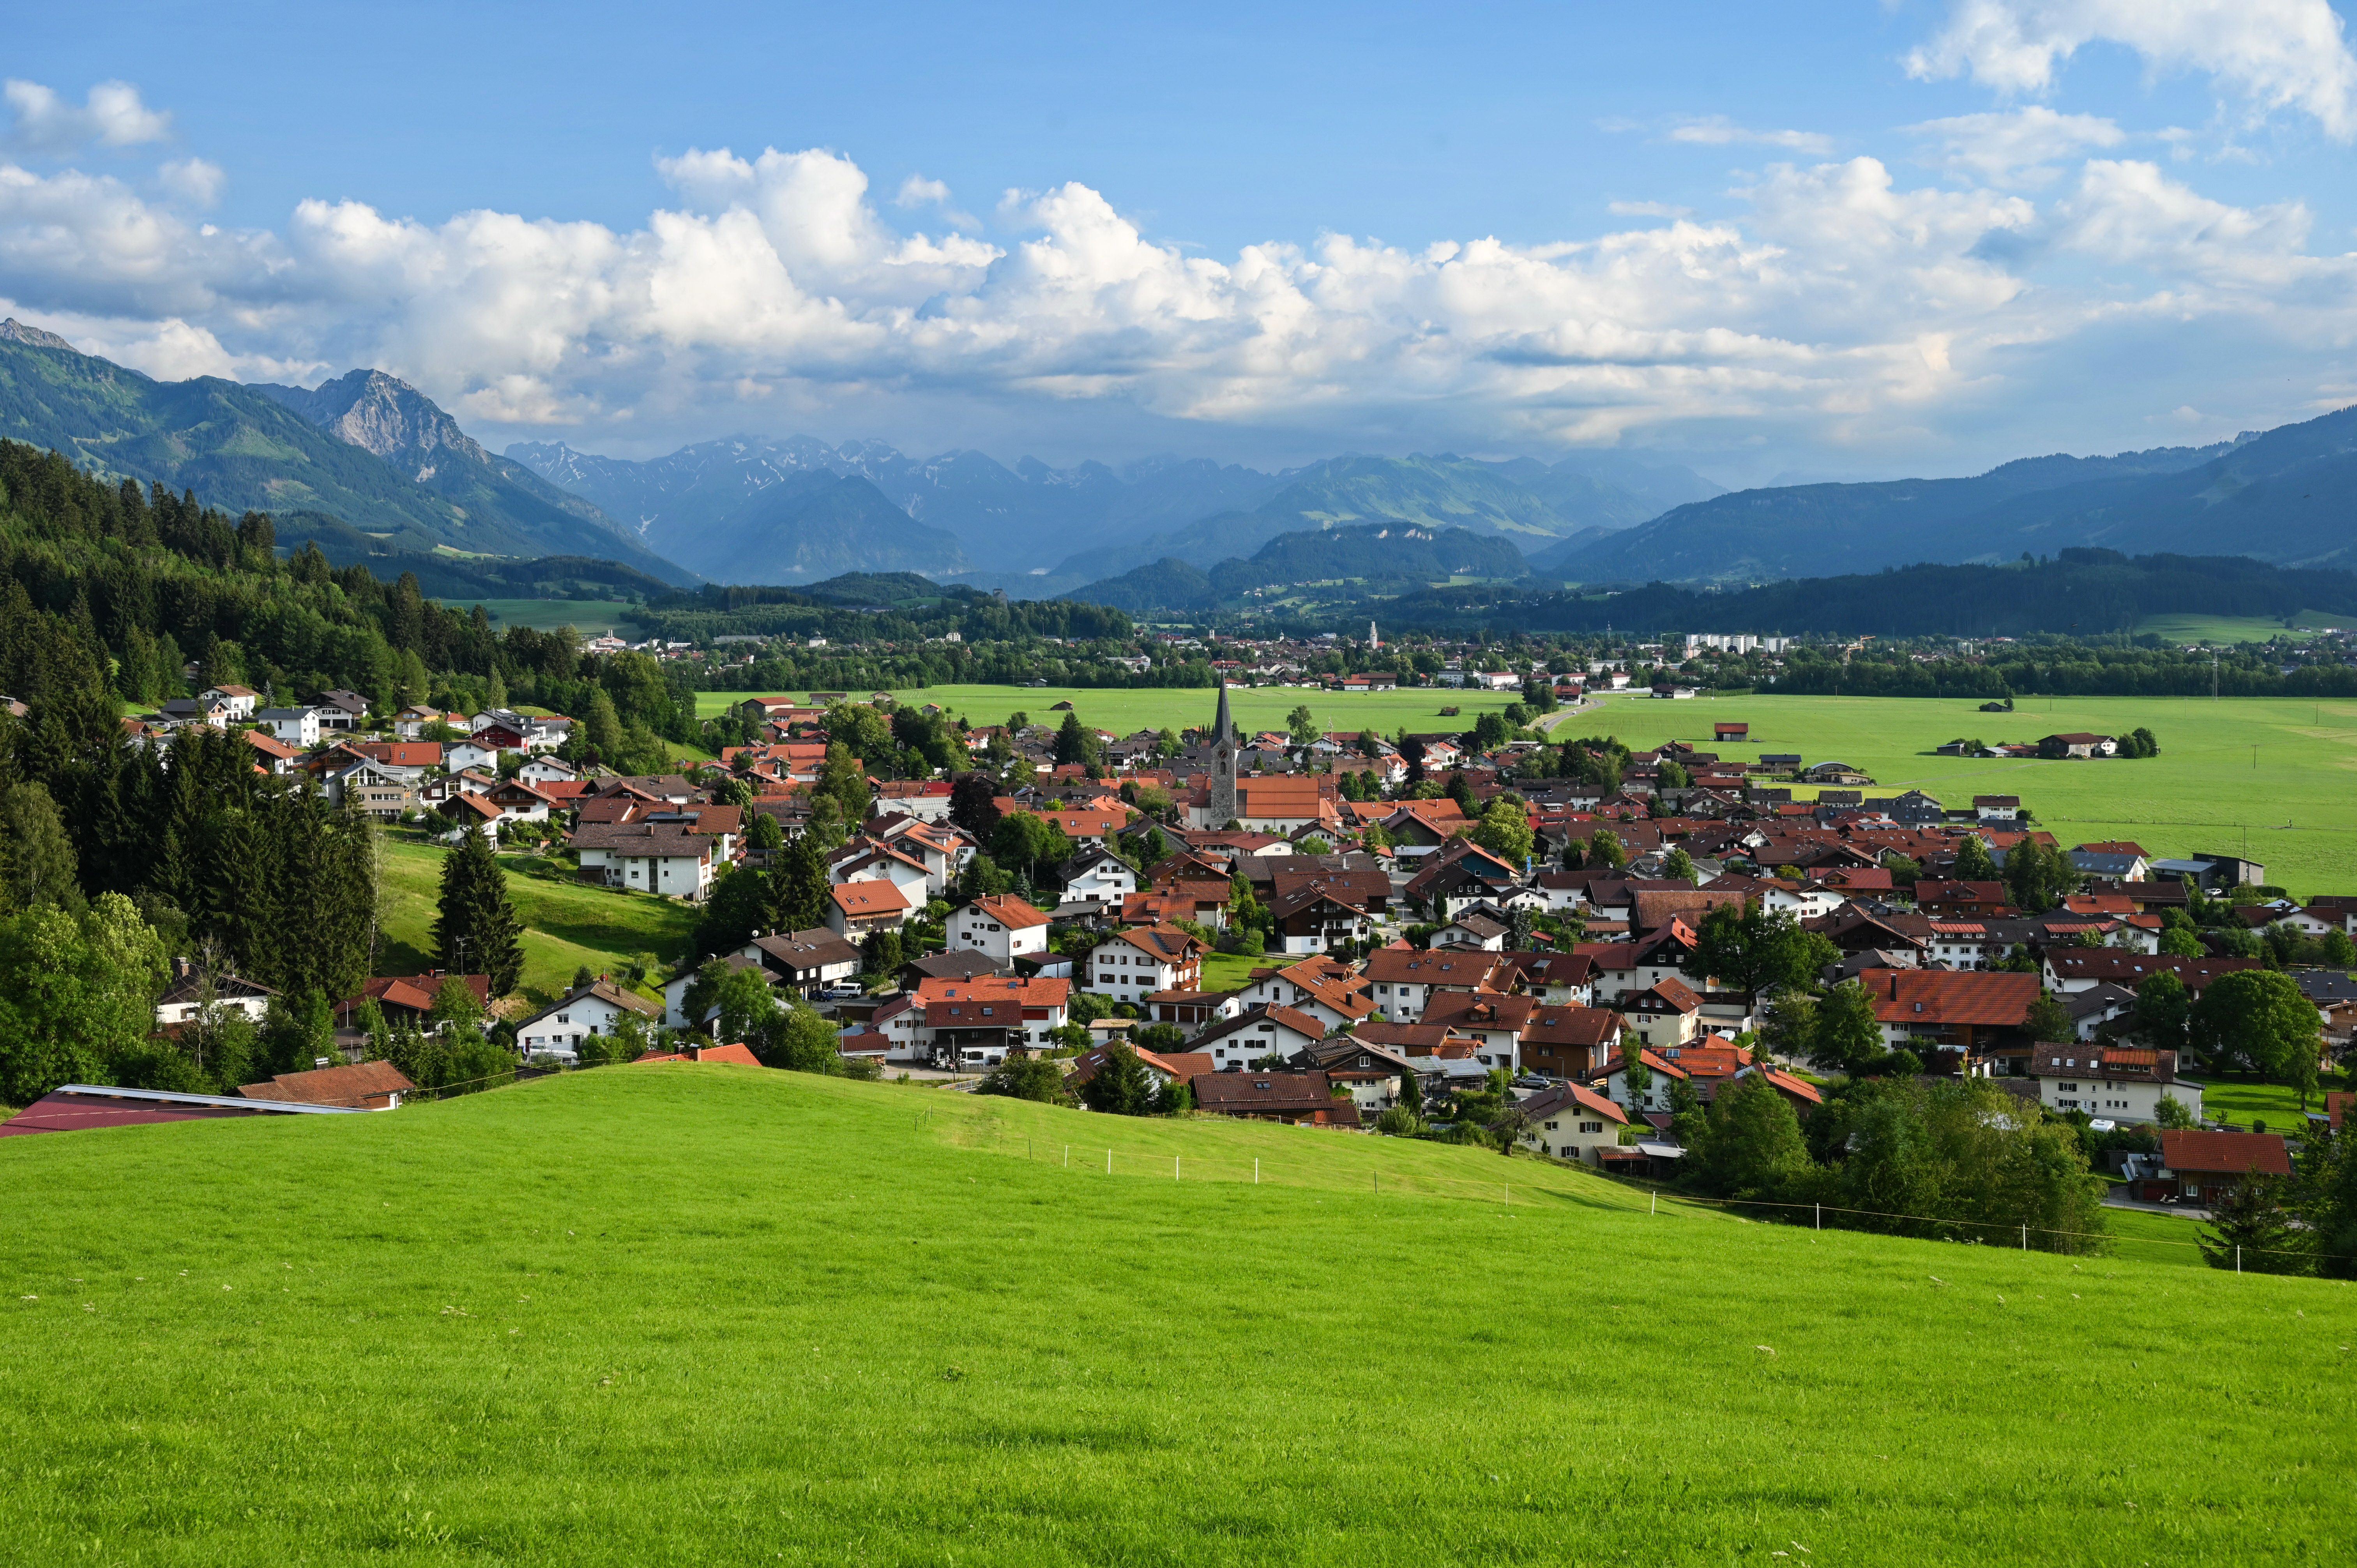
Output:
[[446, 740, 499, 773], [2034, 1072, 2202, 1125], [577, 845, 714, 901], [950, 899, 1050, 964], [516, 987, 659, 1063], [258, 708, 321, 747]]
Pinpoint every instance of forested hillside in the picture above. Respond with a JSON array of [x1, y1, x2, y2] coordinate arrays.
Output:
[[0, 443, 714, 1104], [0, 334, 693, 584]]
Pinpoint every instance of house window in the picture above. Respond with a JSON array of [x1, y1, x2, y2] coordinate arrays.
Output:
[[1579, 1121, 1604, 1135]]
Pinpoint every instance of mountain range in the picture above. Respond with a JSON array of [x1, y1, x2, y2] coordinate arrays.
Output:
[[1557, 410, 2357, 583], [505, 436, 1721, 588], [1074, 523, 1533, 614], [5, 313, 2350, 602], [0, 324, 692, 585]]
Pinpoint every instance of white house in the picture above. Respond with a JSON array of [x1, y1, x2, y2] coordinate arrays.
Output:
[[1085, 924, 1204, 1007], [950, 894, 1051, 965], [518, 756, 578, 788], [832, 844, 933, 908], [514, 980, 664, 1063], [445, 740, 500, 773], [200, 684, 259, 721], [827, 878, 913, 939], [2024, 1044, 2203, 1126], [1513, 1081, 1630, 1165], [256, 707, 322, 747], [1188, 1003, 1326, 1071], [154, 966, 278, 1028], [571, 821, 717, 901], [1060, 845, 1138, 908]]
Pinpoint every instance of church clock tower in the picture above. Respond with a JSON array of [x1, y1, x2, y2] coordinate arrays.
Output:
[[1209, 677, 1239, 828]]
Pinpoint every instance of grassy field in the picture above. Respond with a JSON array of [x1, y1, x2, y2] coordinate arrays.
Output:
[[2136, 611, 2348, 644], [1, 1067, 2348, 1564], [697, 683, 1531, 735], [376, 836, 696, 1006], [707, 685, 2357, 895], [475, 598, 647, 636], [1568, 692, 2357, 897]]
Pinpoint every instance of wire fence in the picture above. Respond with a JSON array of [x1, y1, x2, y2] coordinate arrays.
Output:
[[920, 1107, 2354, 1274]]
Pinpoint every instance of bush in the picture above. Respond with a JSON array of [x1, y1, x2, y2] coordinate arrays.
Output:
[[1374, 1104, 1423, 1137], [978, 1057, 1066, 1103]]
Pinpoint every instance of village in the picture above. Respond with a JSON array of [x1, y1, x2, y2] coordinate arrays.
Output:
[[23, 668, 2351, 1248]]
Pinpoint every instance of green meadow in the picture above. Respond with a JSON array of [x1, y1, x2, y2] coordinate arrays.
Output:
[[1574, 692, 2357, 898], [0, 1067, 2348, 1565], [376, 836, 695, 1006], [475, 598, 647, 636]]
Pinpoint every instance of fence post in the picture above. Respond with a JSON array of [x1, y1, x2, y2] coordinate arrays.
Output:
[[1175, 1155, 1180, 1182], [1063, 1145, 1069, 1167], [1254, 1157, 1259, 1185], [2021, 1223, 2027, 1251], [1815, 1202, 1820, 1231], [2237, 1245, 2242, 1275], [1651, 1190, 1657, 1216], [1106, 1148, 1112, 1175]]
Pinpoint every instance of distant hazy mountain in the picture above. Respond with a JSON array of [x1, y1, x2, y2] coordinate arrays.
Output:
[[0, 329, 695, 584], [507, 434, 1285, 573], [1074, 522, 1530, 614], [1044, 451, 1709, 584], [683, 471, 970, 581], [1555, 436, 2280, 583]]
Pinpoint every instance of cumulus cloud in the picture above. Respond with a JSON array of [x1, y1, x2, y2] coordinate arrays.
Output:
[[3, 79, 171, 154], [1665, 117, 1837, 155], [1608, 200, 1696, 218], [0, 117, 2352, 464], [1906, 0, 2357, 139], [1907, 106, 2125, 185], [157, 156, 225, 207]]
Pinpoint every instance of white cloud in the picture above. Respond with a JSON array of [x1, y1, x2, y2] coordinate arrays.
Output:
[[0, 122, 2352, 466], [3, 79, 171, 154], [1666, 117, 1837, 155], [158, 156, 225, 207], [1906, 0, 2357, 140], [1608, 200, 1695, 218], [895, 175, 951, 208], [1907, 106, 2125, 185]]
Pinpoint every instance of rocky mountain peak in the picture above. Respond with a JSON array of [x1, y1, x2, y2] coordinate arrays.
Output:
[[252, 368, 489, 479], [0, 318, 78, 352]]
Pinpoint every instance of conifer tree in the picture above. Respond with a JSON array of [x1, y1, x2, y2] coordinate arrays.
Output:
[[433, 828, 524, 996], [767, 832, 830, 935]]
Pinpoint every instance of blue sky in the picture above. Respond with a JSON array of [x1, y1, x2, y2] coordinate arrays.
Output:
[[4, 1, 2355, 483]]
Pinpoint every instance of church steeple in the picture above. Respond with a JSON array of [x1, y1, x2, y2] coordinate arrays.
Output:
[[1208, 675, 1238, 828]]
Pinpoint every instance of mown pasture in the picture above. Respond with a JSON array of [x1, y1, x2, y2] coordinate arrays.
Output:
[[0, 1067, 2347, 1565]]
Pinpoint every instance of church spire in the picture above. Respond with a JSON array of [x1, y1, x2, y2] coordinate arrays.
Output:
[[1212, 673, 1234, 743]]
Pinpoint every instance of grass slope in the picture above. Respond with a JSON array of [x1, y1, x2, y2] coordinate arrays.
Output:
[[376, 837, 696, 1006], [1, 1068, 2348, 1565]]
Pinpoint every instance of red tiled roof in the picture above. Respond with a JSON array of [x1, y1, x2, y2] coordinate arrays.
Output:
[[971, 893, 1050, 929], [2160, 1128, 2291, 1178], [1859, 968, 2037, 1027], [832, 881, 912, 916]]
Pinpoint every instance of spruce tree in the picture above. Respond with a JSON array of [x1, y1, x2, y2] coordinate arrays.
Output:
[[433, 828, 524, 996], [767, 832, 830, 935]]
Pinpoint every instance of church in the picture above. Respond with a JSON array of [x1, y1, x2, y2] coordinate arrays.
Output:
[[1182, 680, 1344, 836]]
